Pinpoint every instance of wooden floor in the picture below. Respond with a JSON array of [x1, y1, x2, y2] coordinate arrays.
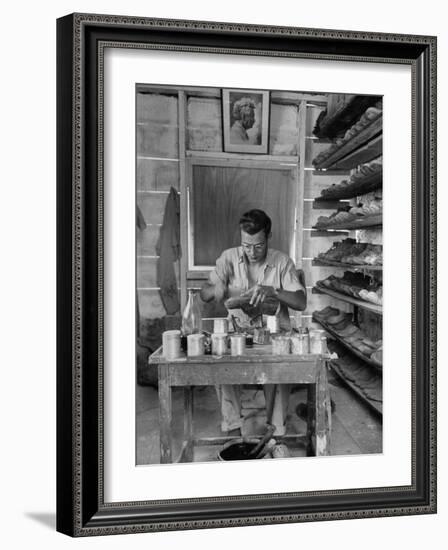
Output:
[[136, 369, 382, 464]]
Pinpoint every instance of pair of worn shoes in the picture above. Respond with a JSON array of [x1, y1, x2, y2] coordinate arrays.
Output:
[[341, 244, 382, 266], [318, 238, 357, 261], [313, 307, 356, 332], [316, 271, 381, 303], [318, 157, 383, 200], [313, 306, 338, 319], [350, 198, 382, 217], [371, 347, 383, 365], [313, 307, 382, 363], [359, 287, 383, 305]]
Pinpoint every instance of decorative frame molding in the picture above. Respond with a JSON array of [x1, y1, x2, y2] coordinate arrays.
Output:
[[56, 13, 437, 536]]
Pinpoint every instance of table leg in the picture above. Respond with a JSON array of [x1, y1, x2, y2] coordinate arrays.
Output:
[[315, 358, 331, 456], [158, 366, 172, 464], [179, 386, 194, 463], [306, 384, 316, 456]]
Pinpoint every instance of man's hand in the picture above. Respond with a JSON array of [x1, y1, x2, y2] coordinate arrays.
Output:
[[200, 281, 227, 303], [242, 284, 277, 307]]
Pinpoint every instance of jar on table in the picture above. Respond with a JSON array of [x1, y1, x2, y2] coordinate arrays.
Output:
[[213, 318, 228, 334], [211, 333, 228, 356], [272, 335, 291, 355], [253, 327, 270, 344], [309, 329, 326, 354], [187, 333, 205, 356], [162, 330, 182, 360], [290, 332, 309, 355], [320, 336, 328, 354], [230, 334, 246, 356], [265, 315, 280, 334]]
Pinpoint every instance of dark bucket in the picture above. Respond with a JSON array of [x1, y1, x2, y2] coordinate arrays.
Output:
[[218, 438, 262, 461]]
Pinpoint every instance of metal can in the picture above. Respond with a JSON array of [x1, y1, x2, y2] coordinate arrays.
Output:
[[320, 336, 328, 354], [187, 333, 205, 356], [162, 330, 182, 360], [253, 327, 270, 344], [230, 334, 246, 356], [211, 333, 228, 356], [309, 329, 326, 354], [290, 333, 309, 355], [266, 315, 280, 334], [213, 318, 228, 334], [272, 335, 291, 355]]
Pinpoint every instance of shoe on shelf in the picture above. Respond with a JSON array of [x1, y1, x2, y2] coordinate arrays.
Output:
[[349, 244, 382, 265], [337, 325, 362, 338], [359, 288, 383, 305], [371, 347, 383, 366], [320, 238, 357, 261], [330, 317, 353, 331], [313, 306, 340, 321], [326, 312, 353, 326], [340, 243, 368, 263], [352, 342, 375, 356], [344, 333, 365, 345]]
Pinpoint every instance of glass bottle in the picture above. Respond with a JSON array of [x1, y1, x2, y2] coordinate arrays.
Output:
[[181, 289, 203, 336]]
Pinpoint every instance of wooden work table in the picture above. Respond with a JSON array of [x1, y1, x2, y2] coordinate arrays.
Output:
[[148, 345, 332, 463]]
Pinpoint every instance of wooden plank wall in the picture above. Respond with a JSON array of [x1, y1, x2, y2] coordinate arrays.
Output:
[[136, 88, 382, 352], [136, 90, 303, 321], [135, 91, 365, 325], [136, 93, 180, 319]]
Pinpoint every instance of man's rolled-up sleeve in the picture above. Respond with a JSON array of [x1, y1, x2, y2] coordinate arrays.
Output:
[[281, 259, 305, 293], [208, 251, 231, 287]]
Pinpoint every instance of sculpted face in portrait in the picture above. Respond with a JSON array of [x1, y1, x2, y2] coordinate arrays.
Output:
[[230, 97, 258, 144]]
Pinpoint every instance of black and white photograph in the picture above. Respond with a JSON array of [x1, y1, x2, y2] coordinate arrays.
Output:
[[136, 84, 383, 465], [1, 0, 442, 544], [222, 88, 270, 153]]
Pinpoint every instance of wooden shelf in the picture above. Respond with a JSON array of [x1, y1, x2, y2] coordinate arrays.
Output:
[[312, 259, 383, 271], [313, 95, 381, 139], [310, 230, 349, 237], [313, 116, 382, 170], [313, 285, 383, 315], [313, 213, 382, 231], [186, 150, 299, 163], [312, 200, 349, 210], [314, 169, 382, 202], [311, 168, 350, 176], [313, 316, 382, 371], [330, 362, 382, 416], [329, 134, 382, 170]]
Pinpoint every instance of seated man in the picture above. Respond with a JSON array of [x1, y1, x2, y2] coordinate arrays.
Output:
[[200, 209, 307, 436]]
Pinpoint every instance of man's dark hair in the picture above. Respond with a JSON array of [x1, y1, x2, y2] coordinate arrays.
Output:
[[239, 209, 272, 238]]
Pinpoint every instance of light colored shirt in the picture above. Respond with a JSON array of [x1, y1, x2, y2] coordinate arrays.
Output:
[[208, 247, 305, 330], [229, 121, 249, 143]]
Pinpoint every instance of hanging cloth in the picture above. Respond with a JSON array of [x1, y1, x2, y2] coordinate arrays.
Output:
[[136, 204, 147, 231], [136, 205, 147, 340], [156, 187, 181, 314]]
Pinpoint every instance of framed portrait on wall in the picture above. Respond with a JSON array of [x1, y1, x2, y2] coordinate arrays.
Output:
[[56, 13, 436, 537], [222, 88, 270, 153]]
